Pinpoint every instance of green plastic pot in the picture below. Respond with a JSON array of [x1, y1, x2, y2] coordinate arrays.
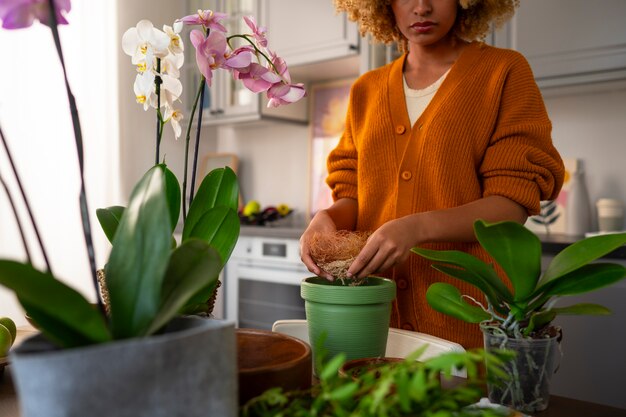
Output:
[[301, 276, 396, 375]]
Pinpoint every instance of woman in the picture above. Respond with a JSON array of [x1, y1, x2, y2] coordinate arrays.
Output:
[[300, 0, 564, 348]]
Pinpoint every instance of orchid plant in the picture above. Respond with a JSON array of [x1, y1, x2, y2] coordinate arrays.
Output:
[[118, 10, 305, 218], [95, 10, 306, 315], [0, 0, 305, 347]]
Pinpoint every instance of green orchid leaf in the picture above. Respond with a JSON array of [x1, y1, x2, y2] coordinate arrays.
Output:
[[0, 261, 111, 347], [163, 164, 181, 232], [431, 264, 508, 315], [543, 263, 626, 296], [96, 205, 125, 244], [525, 303, 611, 336], [474, 220, 542, 302], [524, 310, 557, 336], [147, 239, 222, 334], [425, 282, 491, 323], [540, 232, 626, 286], [188, 206, 240, 265], [183, 167, 239, 241], [105, 165, 171, 339], [19, 299, 102, 348], [551, 303, 611, 316], [412, 246, 513, 303]]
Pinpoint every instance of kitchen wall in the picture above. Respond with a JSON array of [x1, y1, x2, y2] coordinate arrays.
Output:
[[208, 84, 626, 231]]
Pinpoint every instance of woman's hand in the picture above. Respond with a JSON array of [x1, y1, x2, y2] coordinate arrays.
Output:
[[300, 198, 358, 280], [347, 216, 417, 279], [300, 210, 337, 279]]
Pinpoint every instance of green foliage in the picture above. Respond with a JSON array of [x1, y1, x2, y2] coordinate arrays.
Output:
[[0, 165, 240, 347], [240, 345, 515, 417], [0, 262, 111, 348], [96, 165, 240, 316], [412, 220, 626, 338]]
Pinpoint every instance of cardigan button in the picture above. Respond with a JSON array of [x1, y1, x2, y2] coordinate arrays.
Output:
[[401, 323, 414, 331], [401, 171, 412, 181], [397, 279, 408, 290], [395, 125, 406, 134]]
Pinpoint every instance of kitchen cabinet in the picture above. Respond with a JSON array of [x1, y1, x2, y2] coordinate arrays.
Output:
[[185, 0, 308, 125], [493, 0, 626, 89], [261, 0, 360, 67]]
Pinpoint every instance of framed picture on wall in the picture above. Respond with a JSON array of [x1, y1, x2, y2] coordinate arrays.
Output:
[[307, 78, 354, 220]]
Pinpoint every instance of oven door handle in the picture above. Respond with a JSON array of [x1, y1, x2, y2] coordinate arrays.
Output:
[[236, 264, 311, 285]]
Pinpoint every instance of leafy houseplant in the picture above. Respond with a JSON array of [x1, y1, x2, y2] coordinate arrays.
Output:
[[0, 2, 304, 416], [412, 219, 626, 413], [241, 344, 515, 417]]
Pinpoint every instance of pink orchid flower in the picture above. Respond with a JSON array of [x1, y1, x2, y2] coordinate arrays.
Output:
[[243, 16, 267, 48], [267, 82, 306, 108], [0, 0, 71, 29], [223, 46, 254, 71], [235, 63, 282, 94], [178, 9, 227, 32], [189, 29, 227, 87], [262, 51, 306, 107]]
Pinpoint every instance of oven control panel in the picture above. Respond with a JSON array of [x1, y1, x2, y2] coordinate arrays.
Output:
[[230, 236, 304, 266]]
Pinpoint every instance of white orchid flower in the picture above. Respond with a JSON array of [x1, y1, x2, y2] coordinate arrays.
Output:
[[122, 20, 170, 67], [164, 24, 184, 56], [164, 106, 184, 139], [160, 52, 184, 79], [133, 71, 156, 110], [160, 74, 183, 106]]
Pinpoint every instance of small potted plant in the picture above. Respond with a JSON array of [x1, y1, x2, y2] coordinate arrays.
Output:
[[241, 344, 516, 417], [301, 231, 397, 375], [412, 219, 626, 413]]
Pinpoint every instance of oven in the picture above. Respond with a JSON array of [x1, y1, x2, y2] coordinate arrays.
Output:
[[223, 235, 310, 329]]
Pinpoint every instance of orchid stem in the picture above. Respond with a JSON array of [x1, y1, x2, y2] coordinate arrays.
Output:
[[182, 76, 205, 220], [189, 82, 206, 205], [155, 58, 162, 165], [47, 0, 105, 319], [0, 124, 50, 272], [0, 172, 32, 264]]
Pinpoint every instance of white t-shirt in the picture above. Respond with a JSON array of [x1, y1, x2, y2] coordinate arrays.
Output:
[[403, 69, 450, 126]]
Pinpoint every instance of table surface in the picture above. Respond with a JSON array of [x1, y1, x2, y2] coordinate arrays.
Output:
[[3, 369, 626, 417], [2, 326, 626, 417]]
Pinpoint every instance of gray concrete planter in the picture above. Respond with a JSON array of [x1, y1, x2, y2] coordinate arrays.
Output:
[[10, 317, 237, 417]]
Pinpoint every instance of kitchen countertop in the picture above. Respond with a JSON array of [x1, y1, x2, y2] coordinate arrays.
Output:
[[239, 226, 626, 260], [240, 225, 306, 240]]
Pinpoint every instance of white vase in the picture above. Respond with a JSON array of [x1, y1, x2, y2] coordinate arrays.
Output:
[[566, 169, 592, 236]]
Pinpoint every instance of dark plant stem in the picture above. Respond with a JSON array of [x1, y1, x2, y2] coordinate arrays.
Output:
[[155, 58, 162, 165], [189, 83, 206, 205], [182, 76, 206, 221], [0, 125, 50, 271], [47, 0, 105, 319], [0, 173, 32, 263]]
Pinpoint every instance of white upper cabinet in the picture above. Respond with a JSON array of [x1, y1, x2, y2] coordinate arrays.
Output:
[[493, 0, 626, 89], [261, 0, 360, 67]]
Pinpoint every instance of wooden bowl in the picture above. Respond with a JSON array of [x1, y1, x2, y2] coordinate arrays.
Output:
[[236, 328, 312, 405]]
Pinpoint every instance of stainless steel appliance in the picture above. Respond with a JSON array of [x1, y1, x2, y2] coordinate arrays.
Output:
[[223, 235, 310, 329]]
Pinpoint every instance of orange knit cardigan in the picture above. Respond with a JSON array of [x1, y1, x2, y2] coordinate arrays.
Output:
[[326, 42, 565, 348]]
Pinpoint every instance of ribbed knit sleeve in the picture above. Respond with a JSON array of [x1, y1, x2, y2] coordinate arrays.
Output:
[[479, 51, 564, 215], [326, 102, 359, 201]]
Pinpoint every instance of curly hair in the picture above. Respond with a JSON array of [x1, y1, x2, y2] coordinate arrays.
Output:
[[334, 0, 519, 52]]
